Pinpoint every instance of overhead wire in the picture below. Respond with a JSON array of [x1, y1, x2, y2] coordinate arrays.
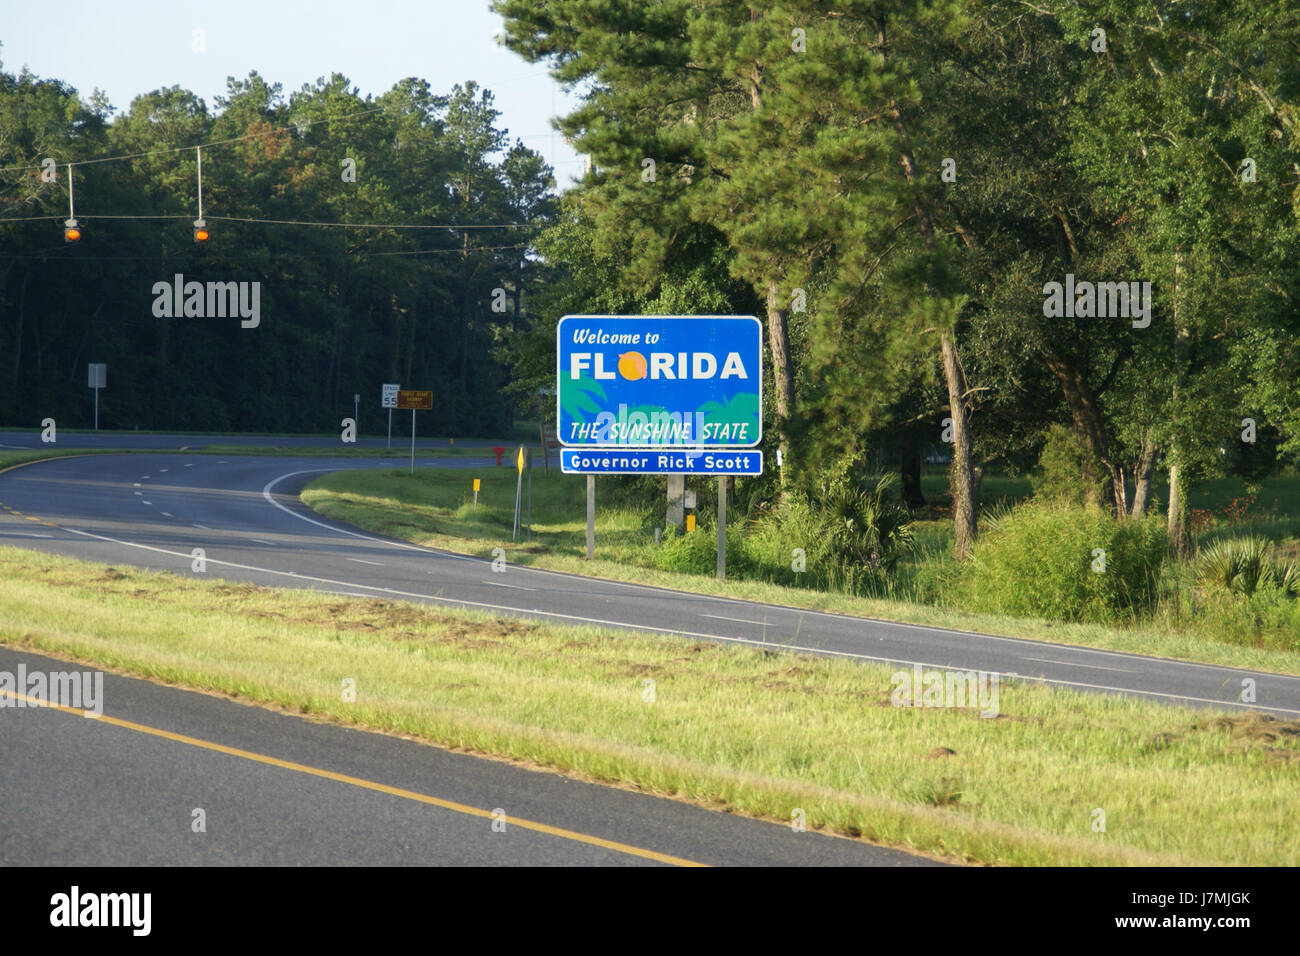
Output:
[[0, 101, 549, 239], [0, 241, 534, 262], [0, 213, 528, 228], [0, 103, 392, 175]]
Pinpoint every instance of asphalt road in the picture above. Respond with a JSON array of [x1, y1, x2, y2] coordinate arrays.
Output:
[[0, 647, 928, 866], [3, 451, 1297, 867], [0, 429, 502, 451], [2, 453, 1297, 718]]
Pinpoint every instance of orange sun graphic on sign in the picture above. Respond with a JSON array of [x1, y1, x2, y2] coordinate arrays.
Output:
[[617, 351, 648, 380]]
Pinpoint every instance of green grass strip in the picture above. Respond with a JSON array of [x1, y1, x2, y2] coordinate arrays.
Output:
[[0, 546, 1296, 866], [302, 467, 1300, 675]]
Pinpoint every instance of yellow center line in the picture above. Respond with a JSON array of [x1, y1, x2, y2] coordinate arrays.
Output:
[[6, 690, 706, 867], [0, 455, 99, 531], [0, 453, 97, 477]]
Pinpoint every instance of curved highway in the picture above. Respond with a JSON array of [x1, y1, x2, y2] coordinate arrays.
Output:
[[3, 451, 1297, 866], [1, 452, 1296, 718]]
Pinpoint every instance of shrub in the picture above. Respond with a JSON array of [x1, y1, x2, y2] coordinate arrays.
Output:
[[1031, 424, 1107, 506], [1195, 536, 1299, 598], [959, 501, 1168, 623], [1285, 563, 1300, 598], [654, 523, 751, 576], [698, 474, 915, 595], [738, 494, 827, 587], [654, 524, 715, 575], [1190, 586, 1300, 651], [896, 537, 961, 606], [818, 473, 916, 576]]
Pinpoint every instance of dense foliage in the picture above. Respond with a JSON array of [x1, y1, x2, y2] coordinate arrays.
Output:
[[4, 2, 1299, 577], [958, 503, 1169, 623], [494, 0, 1300, 561], [0, 65, 557, 435]]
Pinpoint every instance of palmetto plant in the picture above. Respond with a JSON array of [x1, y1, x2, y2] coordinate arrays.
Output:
[[819, 473, 915, 575], [1281, 563, 1300, 598], [1195, 537, 1299, 599], [979, 500, 1017, 535]]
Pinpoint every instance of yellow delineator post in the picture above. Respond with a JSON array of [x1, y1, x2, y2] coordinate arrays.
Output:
[[513, 446, 527, 540], [685, 514, 696, 533], [472, 477, 480, 508]]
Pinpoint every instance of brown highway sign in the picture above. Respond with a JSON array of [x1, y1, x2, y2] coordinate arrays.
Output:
[[396, 389, 433, 410]]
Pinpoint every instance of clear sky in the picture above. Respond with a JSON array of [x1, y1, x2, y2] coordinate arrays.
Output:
[[0, 0, 584, 187]]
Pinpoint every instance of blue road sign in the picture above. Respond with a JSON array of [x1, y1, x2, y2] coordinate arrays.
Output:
[[560, 449, 763, 476], [556, 315, 762, 448]]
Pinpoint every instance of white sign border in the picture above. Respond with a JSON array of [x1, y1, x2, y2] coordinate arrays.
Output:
[[555, 314, 764, 451], [559, 448, 764, 476]]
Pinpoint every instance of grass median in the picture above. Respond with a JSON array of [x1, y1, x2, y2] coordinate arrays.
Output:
[[0, 546, 1295, 866], [0, 448, 119, 471], [301, 467, 1300, 675]]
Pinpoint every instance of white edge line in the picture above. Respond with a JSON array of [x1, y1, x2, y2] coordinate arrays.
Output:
[[262, 470, 480, 564], [258, 470, 1300, 686], [261, 469, 1300, 685], [1022, 657, 1134, 674], [700, 613, 769, 626], [56, 524, 1300, 718]]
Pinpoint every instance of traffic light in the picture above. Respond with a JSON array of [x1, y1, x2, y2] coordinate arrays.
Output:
[[63, 218, 81, 243], [193, 218, 209, 243]]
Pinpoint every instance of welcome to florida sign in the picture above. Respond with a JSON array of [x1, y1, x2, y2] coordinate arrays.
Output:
[[556, 315, 762, 449]]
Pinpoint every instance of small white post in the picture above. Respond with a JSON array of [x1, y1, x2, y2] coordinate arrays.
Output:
[[586, 474, 595, 559]]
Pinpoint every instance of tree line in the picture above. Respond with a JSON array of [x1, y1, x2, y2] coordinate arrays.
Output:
[[0, 60, 558, 436], [494, 0, 1300, 557]]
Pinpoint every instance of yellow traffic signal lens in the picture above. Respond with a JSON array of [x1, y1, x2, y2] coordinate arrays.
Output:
[[194, 228, 209, 242], [64, 227, 81, 242]]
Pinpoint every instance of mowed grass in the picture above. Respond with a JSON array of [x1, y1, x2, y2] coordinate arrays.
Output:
[[0, 449, 119, 471], [1, 546, 1297, 866], [302, 467, 1300, 674], [303, 464, 655, 561]]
